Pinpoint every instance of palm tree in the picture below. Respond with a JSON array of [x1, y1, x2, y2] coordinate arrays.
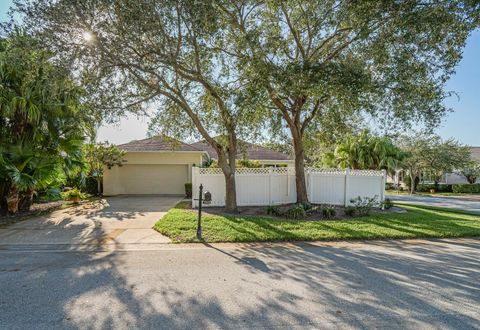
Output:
[[0, 34, 91, 214]]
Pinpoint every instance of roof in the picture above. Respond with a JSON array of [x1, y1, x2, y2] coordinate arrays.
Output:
[[190, 140, 291, 161], [118, 136, 203, 152], [471, 147, 480, 162]]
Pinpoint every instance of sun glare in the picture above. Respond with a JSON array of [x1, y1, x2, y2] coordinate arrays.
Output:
[[83, 31, 94, 43]]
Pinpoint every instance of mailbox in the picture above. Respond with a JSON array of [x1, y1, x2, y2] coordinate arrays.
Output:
[[204, 191, 212, 204]]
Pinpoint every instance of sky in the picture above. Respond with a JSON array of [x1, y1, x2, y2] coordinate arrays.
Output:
[[1, 2, 479, 146]]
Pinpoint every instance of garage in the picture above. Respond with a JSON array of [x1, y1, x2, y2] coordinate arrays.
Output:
[[116, 164, 189, 195], [102, 137, 206, 196]]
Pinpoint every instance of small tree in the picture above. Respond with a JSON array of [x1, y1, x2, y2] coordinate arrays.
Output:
[[84, 143, 125, 195], [461, 162, 480, 184]]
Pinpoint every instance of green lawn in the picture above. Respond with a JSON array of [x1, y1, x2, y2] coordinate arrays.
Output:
[[154, 202, 480, 243]]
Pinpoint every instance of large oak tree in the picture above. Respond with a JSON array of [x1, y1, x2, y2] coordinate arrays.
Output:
[[216, 0, 479, 203]]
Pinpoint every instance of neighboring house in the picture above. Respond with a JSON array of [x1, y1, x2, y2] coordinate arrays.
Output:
[[103, 136, 292, 195], [388, 147, 480, 187], [445, 147, 480, 184], [190, 140, 294, 167]]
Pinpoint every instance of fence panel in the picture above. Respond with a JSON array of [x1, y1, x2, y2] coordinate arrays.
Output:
[[192, 167, 385, 208]]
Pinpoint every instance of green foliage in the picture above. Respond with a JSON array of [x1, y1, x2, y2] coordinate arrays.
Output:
[[460, 162, 480, 184], [452, 184, 480, 194], [84, 142, 125, 195], [184, 183, 192, 198], [321, 205, 336, 219], [381, 198, 394, 210], [301, 202, 312, 211], [237, 159, 262, 168], [324, 130, 405, 173], [344, 206, 356, 217], [350, 196, 379, 216], [0, 34, 93, 213], [285, 204, 306, 220], [266, 205, 281, 216], [416, 184, 453, 193], [62, 188, 87, 201]]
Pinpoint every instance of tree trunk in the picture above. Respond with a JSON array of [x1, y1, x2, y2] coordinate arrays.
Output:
[[292, 130, 309, 204], [19, 187, 34, 212], [216, 139, 238, 213], [6, 185, 20, 214]]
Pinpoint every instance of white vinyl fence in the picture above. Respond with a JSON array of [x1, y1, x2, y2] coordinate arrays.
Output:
[[192, 167, 386, 208]]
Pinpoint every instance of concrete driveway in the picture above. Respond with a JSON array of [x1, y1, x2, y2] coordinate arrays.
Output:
[[388, 194, 480, 213], [0, 195, 182, 249]]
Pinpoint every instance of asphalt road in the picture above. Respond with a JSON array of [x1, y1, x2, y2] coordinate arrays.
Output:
[[1, 239, 480, 329], [388, 194, 480, 213]]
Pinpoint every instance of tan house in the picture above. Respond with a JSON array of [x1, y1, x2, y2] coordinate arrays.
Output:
[[103, 136, 292, 195]]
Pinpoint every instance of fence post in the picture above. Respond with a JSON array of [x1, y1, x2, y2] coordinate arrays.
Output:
[[381, 169, 386, 202], [344, 168, 351, 207], [192, 166, 199, 208], [268, 167, 273, 205], [308, 168, 313, 202]]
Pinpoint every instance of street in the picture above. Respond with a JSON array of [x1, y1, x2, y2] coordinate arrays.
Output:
[[388, 194, 480, 213], [1, 239, 479, 329]]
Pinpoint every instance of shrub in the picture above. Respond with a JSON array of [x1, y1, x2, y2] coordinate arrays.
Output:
[[301, 202, 312, 211], [381, 198, 394, 210], [416, 183, 452, 193], [285, 204, 306, 220], [321, 205, 336, 219], [184, 183, 192, 198], [452, 184, 480, 194], [62, 188, 87, 202], [344, 206, 356, 217], [266, 205, 281, 216], [85, 176, 99, 195], [349, 196, 379, 216]]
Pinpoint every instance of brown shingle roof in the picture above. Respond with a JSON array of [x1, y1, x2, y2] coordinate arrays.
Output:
[[118, 136, 203, 152], [471, 147, 480, 162], [190, 140, 291, 161]]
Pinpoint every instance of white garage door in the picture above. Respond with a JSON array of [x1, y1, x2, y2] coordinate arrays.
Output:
[[119, 164, 188, 194]]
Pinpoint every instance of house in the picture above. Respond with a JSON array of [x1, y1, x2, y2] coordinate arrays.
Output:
[[444, 147, 480, 184], [103, 136, 292, 195], [388, 146, 480, 187]]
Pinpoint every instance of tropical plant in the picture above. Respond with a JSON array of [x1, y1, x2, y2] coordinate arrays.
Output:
[[324, 130, 406, 173], [349, 196, 379, 216], [321, 205, 336, 219], [0, 34, 92, 214]]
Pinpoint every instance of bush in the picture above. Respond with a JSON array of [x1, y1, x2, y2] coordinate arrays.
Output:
[[62, 188, 87, 202], [344, 206, 356, 217], [184, 183, 192, 198], [266, 205, 281, 216], [381, 198, 394, 209], [85, 176, 99, 195], [349, 196, 379, 216], [301, 202, 312, 211], [416, 183, 452, 193], [285, 204, 306, 220], [452, 184, 480, 194], [321, 205, 336, 219]]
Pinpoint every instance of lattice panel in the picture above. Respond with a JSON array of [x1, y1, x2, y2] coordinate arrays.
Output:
[[349, 169, 384, 177], [307, 168, 346, 175], [199, 167, 223, 175]]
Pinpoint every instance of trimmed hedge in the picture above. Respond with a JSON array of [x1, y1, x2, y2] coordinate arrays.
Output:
[[416, 183, 453, 193], [452, 184, 480, 194]]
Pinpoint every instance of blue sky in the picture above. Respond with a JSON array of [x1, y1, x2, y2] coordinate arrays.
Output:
[[1, 2, 479, 146]]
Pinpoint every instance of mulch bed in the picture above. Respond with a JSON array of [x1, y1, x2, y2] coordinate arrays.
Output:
[[0, 201, 70, 227], [186, 201, 404, 221]]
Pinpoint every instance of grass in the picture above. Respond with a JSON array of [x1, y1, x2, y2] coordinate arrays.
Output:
[[154, 202, 480, 243]]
